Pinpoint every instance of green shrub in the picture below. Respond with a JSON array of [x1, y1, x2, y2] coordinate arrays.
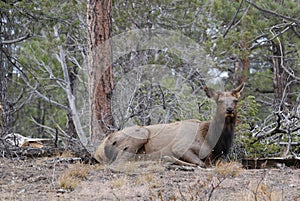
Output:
[[231, 96, 282, 159]]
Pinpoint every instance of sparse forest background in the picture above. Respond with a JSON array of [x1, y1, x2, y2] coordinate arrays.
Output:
[[1, 0, 299, 159]]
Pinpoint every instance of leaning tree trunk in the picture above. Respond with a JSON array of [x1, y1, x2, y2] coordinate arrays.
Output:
[[87, 0, 114, 144], [65, 34, 78, 139], [271, 41, 287, 111]]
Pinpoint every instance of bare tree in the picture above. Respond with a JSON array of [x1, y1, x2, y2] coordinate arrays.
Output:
[[0, 8, 18, 136], [55, 46, 88, 146]]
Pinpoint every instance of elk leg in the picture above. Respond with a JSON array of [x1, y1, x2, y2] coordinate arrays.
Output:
[[180, 149, 206, 167], [162, 155, 197, 167]]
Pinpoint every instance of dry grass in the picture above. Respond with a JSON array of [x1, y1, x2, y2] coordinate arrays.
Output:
[[108, 160, 164, 174], [59, 150, 75, 158], [2, 157, 299, 201], [93, 163, 106, 171], [214, 161, 243, 177], [242, 172, 283, 201], [111, 176, 127, 189], [236, 181, 283, 201], [58, 163, 90, 191], [135, 173, 155, 186], [110, 161, 141, 173]]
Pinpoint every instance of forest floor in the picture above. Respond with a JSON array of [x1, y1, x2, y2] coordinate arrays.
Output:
[[0, 156, 300, 201]]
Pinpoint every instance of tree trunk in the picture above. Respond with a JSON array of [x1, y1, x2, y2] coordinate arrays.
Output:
[[234, 37, 249, 87], [66, 35, 78, 139], [271, 41, 287, 111], [87, 0, 114, 143], [0, 9, 14, 136]]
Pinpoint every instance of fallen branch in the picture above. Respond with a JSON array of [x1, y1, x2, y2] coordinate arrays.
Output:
[[0, 139, 94, 163]]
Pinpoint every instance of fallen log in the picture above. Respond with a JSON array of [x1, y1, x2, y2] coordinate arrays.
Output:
[[242, 156, 300, 169], [0, 139, 94, 164]]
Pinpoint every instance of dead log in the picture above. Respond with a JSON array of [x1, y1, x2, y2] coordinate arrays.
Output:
[[0, 139, 94, 164], [242, 156, 300, 169]]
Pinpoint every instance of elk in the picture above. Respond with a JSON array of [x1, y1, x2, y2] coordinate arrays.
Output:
[[94, 83, 245, 167]]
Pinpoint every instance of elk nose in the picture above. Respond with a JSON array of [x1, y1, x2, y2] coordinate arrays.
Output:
[[226, 107, 233, 114]]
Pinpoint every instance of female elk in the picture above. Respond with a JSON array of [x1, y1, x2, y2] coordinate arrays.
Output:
[[94, 83, 245, 167]]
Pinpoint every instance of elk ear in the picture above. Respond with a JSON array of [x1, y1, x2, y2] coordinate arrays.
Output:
[[204, 86, 218, 100], [232, 82, 245, 98]]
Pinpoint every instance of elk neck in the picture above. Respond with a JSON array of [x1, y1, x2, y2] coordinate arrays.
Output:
[[206, 111, 237, 158]]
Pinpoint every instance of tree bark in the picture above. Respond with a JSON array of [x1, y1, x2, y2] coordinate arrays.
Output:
[[233, 38, 249, 87], [271, 41, 287, 111], [0, 9, 14, 136], [87, 0, 114, 143]]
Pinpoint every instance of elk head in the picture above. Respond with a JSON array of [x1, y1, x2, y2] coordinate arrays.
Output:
[[204, 83, 245, 121]]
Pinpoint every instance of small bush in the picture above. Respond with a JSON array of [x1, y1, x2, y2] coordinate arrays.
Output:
[[214, 161, 242, 177], [58, 163, 90, 191]]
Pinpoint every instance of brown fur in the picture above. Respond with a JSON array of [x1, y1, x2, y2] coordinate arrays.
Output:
[[94, 83, 245, 167]]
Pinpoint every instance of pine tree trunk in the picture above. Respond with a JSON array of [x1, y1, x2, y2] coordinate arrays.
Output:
[[87, 0, 114, 143], [0, 10, 14, 136], [233, 38, 249, 87]]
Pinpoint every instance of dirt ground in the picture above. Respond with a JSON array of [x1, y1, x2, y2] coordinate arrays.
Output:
[[0, 157, 299, 201]]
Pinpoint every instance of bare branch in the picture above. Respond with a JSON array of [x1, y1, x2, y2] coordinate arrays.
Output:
[[223, 0, 251, 38], [269, 23, 294, 41], [292, 25, 300, 38], [246, 0, 300, 26], [0, 33, 31, 45], [22, 77, 70, 111], [30, 116, 57, 138], [270, 25, 300, 81]]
